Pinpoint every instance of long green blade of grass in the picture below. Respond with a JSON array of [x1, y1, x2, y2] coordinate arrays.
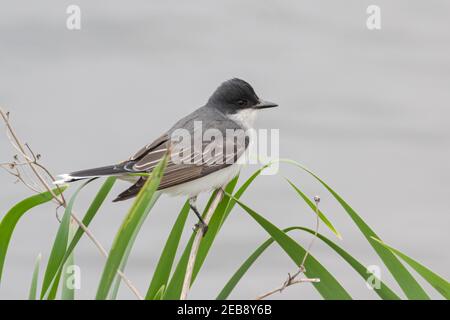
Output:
[[300, 227, 400, 299], [0, 187, 66, 285], [286, 179, 341, 239], [281, 159, 429, 299], [96, 154, 169, 300], [45, 177, 117, 299], [109, 192, 161, 299], [154, 285, 166, 300], [28, 253, 42, 300], [165, 164, 287, 299], [41, 180, 93, 299], [61, 222, 77, 300], [217, 226, 400, 300], [372, 237, 450, 299], [221, 164, 271, 221], [163, 235, 195, 299], [145, 201, 190, 299], [191, 176, 239, 281], [67, 177, 117, 260], [163, 176, 240, 299], [234, 198, 352, 299]]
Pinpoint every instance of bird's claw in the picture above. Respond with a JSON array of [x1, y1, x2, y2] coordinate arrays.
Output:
[[193, 221, 208, 236]]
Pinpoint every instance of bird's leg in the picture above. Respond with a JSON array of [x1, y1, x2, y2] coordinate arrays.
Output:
[[189, 196, 208, 236]]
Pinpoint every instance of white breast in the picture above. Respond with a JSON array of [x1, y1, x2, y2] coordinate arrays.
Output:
[[162, 162, 242, 197]]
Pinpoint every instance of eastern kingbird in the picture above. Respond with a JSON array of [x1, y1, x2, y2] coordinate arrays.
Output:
[[55, 78, 278, 233]]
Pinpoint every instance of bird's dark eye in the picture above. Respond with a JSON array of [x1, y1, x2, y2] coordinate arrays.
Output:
[[237, 99, 247, 106]]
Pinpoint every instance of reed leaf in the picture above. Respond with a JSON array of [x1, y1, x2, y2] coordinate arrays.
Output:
[[28, 253, 42, 300], [234, 198, 351, 299], [145, 201, 190, 299], [61, 222, 77, 300], [218, 226, 400, 300], [109, 193, 161, 299], [44, 177, 116, 299], [96, 153, 169, 299], [163, 176, 239, 299], [41, 180, 93, 299], [372, 237, 450, 299], [286, 179, 341, 239], [0, 187, 66, 285], [280, 159, 429, 299]]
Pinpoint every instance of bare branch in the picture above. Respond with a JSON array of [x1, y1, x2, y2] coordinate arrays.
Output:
[[256, 271, 320, 300], [256, 195, 322, 300], [0, 107, 143, 300]]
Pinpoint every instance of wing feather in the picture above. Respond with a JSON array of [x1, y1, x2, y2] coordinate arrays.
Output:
[[114, 129, 248, 201]]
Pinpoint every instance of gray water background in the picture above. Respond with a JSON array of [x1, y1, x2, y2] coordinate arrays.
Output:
[[0, 0, 449, 299]]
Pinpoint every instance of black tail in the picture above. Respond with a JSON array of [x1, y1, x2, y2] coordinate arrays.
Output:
[[70, 165, 127, 178], [55, 163, 147, 203], [54, 164, 132, 184], [112, 177, 146, 202]]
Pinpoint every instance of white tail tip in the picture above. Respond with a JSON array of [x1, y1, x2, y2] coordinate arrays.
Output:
[[53, 174, 73, 185]]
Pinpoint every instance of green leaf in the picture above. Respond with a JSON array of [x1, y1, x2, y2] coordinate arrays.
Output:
[[45, 177, 117, 299], [109, 192, 161, 299], [372, 238, 450, 299], [217, 226, 399, 300], [300, 228, 400, 300], [222, 164, 272, 221], [0, 187, 66, 285], [234, 198, 352, 299], [163, 176, 239, 299], [281, 159, 429, 299], [286, 179, 341, 239], [153, 285, 166, 300], [28, 253, 42, 300], [41, 180, 93, 299], [67, 177, 117, 260], [164, 164, 279, 299], [145, 201, 190, 300], [61, 221, 77, 300], [163, 235, 195, 300], [191, 176, 239, 281], [96, 153, 169, 300]]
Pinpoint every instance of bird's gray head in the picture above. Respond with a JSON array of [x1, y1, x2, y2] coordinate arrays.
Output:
[[207, 78, 278, 114]]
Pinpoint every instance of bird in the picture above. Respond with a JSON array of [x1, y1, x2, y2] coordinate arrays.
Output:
[[54, 78, 278, 234]]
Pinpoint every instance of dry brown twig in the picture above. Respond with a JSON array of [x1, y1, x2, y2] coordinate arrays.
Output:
[[256, 195, 322, 300], [180, 188, 225, 300], [0, 107, 144, 300]]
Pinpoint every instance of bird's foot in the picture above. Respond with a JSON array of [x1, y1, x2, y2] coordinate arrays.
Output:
[[193, 221, 209, 236]]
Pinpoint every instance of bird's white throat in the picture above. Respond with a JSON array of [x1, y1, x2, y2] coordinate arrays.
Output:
[[228, 108, 258, 129]]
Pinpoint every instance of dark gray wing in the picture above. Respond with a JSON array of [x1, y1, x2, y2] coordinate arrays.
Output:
[[113, 126, 248, 201]]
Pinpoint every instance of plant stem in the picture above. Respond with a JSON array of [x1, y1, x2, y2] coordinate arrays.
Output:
[[255, 195, 321, 300], [0, 107, 143, 300], [180, 188, 224, 300]]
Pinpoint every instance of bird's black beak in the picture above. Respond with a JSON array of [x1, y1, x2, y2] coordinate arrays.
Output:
[[254, 100, 278, 109]]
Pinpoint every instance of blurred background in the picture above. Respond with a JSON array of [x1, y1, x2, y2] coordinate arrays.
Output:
[[0, 0, 449, 299]]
